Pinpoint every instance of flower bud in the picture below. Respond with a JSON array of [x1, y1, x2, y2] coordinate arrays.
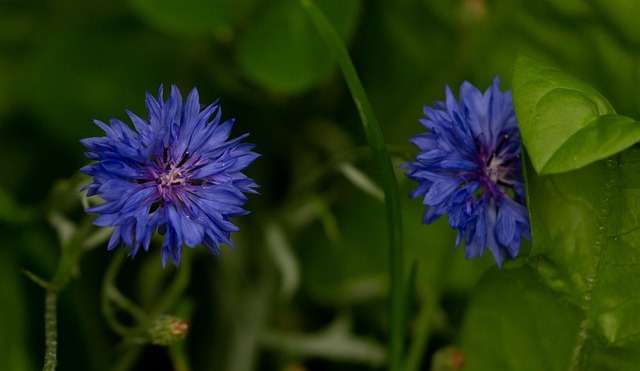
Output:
[[431, 346, 465, 371], [148, 315, 188, 346]]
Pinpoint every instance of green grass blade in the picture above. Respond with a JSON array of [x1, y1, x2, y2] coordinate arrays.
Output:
[[299, 1, 405, 369]]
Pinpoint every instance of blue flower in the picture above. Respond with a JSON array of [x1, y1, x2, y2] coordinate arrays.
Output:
[[81, 85, 259, 267], [403, 76, 531, 267]]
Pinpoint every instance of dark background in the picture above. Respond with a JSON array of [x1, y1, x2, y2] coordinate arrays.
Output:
[[1, 0, 638, 370]]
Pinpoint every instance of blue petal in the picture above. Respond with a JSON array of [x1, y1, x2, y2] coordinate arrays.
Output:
[[180, 213, 205, 248], [107, 226, 121, 250], [191, 156, 237, 178], [422, 203, 446, 224], [460, 81, 489, 141], [99, 160, 141, 179], [424, 176, 461, 205], [160, 225, 180, 267], [496, 202, 517, 247], [438, 159, 478, 172], [482, 199, 510, 267]]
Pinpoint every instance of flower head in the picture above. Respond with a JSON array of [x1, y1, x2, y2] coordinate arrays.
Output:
[[81, 85, 259, 267], [403, 76, 531, 266]]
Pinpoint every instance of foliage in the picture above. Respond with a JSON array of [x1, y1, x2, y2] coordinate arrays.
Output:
[[2, 0, 640, 370]]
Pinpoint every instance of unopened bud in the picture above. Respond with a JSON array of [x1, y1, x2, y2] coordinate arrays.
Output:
[[431, 346, 465, 371], [148, 315, 189, 346]]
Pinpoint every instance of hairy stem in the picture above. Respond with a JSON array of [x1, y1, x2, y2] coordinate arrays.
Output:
[[40, 217, 93, 371], [43, 290, 58, 371]]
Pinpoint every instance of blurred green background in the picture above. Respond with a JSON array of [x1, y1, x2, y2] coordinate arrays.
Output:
[[1, 0, 639, 370]]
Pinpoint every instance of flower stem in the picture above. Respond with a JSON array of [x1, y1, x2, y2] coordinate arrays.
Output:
[[169, 342, 191, 371], [39, 216, 93, 371], [43, 290, 58, 371], [299, 1, 405, 370], [404, 293, 437, 371], [153, 249, 192, 316], [102, 249, 147, 337], [50, 217, 92, 288]]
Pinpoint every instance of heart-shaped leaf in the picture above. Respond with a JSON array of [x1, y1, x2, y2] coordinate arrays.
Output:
[[512, 55, 640, 174]]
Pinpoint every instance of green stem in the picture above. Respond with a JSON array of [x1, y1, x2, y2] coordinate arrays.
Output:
[[299, 1, 405, 370], [40, 216, 93, 371], [22, 269, 57, 291], [294, 145, 411, 196], [404, 254, 451, 371], [50, 217, 93, 288], [169, 334, 192, 371], [153, 249, 192, 316], [43, 290, 58, 371], [404, 293, 437, 371], [102, 249, 147, 337], [109, 345, 143, 371]]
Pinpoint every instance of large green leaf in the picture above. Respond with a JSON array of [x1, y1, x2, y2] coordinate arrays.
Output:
[[524, 159, 606, 306], [512, 55, 640, 174], [237, 0, 361, 93], [529, 148, 640, 367], [588, 147, 640, 348], [460, 266, 582, 371], [461, 144, 640, 369]]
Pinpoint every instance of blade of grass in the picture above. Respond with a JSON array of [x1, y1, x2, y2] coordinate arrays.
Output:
[[299, 1, 405, 370]]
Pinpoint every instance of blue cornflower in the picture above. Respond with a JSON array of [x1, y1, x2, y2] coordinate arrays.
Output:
[[403, 76, 531, 267], [81, 85, 259, 267]]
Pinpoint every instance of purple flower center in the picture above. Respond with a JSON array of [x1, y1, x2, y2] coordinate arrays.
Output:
[[486, 156, 506, 183], [156, 164, 186, 196], [144, 150, 194, 201], [475, 134, 518, 200]]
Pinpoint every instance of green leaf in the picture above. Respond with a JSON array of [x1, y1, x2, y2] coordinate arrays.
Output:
[[129, 0, 254, 38], [588, 148, 640, 348], [512, 55, 640, 174], [462, 145, 640, 369], [237, 0, 361, 93], [524, 159, 607, 306], [587, 346, 640, 370], [460, 266, 582, 371], [525, 145, 640, 367], [541, 114, 640, 174]]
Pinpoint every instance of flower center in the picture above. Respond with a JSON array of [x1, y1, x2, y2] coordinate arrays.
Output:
[[476, 133, 518, 191], [486, 155, 506, 184], [155, 163, 187, 199], [158, 165, 185, 185], [146, 149, 194, 200], [475, 134, 519, 199]]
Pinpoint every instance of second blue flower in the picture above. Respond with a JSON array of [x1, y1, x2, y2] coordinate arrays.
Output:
[[404, 77, 531, 267]]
